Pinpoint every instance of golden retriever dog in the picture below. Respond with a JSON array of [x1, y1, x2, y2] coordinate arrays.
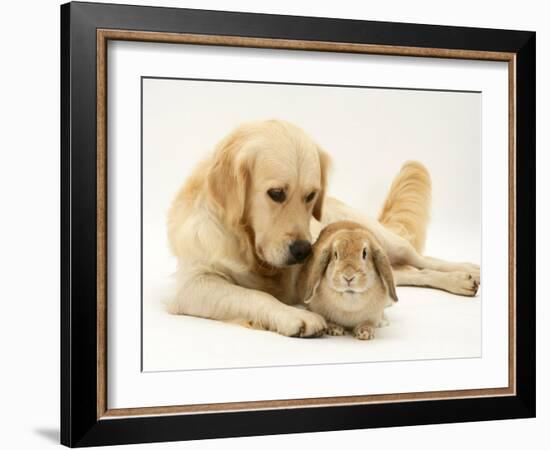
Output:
[[167, 119, 480, 337]]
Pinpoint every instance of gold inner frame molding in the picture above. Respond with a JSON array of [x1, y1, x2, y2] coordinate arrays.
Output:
[[96, 28, 517, 420]]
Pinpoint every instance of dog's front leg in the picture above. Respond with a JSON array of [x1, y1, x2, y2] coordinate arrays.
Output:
[[169, 273, 327, 337]]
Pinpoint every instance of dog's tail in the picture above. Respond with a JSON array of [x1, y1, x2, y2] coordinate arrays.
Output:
[[378, 161, 431, 253]]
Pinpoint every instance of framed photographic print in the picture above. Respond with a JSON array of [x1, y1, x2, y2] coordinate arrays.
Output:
[[60, 1, 536, 447]]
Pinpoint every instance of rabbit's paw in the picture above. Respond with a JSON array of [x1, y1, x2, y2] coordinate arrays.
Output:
[[354, 323, 375, 340], [326, 322, 345, 336], [376, 313, 390, 328]]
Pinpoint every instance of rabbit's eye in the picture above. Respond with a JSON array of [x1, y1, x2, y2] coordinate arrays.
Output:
[[334, 251, 338, 259], [362, 248, 367, 259]]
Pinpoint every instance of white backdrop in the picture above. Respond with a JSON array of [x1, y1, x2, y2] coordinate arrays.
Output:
[[142, 76, 483, 372], [0, 0, 547, 449]]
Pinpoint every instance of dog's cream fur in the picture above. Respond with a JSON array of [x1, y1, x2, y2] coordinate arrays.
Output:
[[167, 120, 480, 337]]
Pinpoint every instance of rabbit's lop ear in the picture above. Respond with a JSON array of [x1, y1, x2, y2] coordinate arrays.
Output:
[[372, 243, 398, 303], [299, 243, 332, 303]]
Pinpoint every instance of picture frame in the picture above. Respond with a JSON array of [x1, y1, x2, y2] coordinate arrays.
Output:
[[60, 1, 536, 447]]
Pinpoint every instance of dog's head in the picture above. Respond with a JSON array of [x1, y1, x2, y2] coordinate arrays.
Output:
[[207, 120, 331, 268]]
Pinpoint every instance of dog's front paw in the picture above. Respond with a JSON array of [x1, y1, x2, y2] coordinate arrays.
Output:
[[274, 308, 327, 338], [354, 323, 375, 340]]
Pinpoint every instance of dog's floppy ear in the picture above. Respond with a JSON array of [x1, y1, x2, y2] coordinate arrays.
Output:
[[207, 132, 250, 227], [371, 241, 398, 303], [313, 149, 331, 221]]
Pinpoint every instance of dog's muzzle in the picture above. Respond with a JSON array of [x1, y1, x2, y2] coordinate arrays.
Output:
[[287, 240, 312, 264]]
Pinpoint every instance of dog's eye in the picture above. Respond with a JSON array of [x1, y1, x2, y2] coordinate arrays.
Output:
[[267, 189, 286, 203], [362, 248, 367, 259], [305, 192, 316, 203]]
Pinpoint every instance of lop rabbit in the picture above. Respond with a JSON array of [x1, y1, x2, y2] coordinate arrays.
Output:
[[298, 221, 398, 340]]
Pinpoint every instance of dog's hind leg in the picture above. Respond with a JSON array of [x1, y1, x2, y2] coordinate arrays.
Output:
[[393, 266, 479, 297], [387, 238, 480, 276]]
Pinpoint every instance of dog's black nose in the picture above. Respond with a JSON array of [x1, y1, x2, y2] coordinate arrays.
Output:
[[289, 240, 312, 262]]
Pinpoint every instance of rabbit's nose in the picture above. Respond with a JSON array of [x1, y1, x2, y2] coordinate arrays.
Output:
[[344, 276, 355, 285]]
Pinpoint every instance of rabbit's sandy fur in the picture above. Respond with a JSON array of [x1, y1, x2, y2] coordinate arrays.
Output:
[[311, 278, 389, 330], [298, 221, 398, 339]]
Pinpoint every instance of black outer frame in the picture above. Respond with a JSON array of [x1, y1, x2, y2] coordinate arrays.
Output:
[[60, 1, 536, 447]]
